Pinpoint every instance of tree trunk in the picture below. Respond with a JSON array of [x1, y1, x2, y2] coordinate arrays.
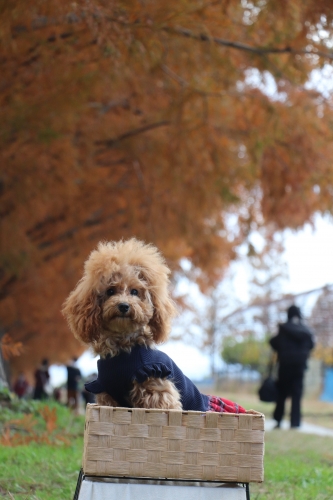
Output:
[[0, 353, 9, 388]]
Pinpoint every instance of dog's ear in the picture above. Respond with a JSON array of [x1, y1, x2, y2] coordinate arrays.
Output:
[[138, 266, 177, 343], [62, 280, 101, 345], [148, 291, 177, 343]]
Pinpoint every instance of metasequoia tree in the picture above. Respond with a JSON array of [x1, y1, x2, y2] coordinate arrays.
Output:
[[246, 237, 289, 334], [1, 0, 333, 378]]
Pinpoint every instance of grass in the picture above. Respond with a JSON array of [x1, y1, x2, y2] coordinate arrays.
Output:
[[0, 441, 83, 499], [251, 430, 333, 499], [225, 391, 333, 499], [0, 393, 333, 499], [0, 399, 84, 499]]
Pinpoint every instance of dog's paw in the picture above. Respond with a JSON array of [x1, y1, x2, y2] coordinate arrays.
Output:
[[96, 392, 119, 407], [130, 377, 182, 410]]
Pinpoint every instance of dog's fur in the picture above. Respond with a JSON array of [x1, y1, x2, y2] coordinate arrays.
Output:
[[62, 238, 182, 409]]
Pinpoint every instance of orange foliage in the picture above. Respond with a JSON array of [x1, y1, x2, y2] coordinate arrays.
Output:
[[40, 406, 58, 433], [0, 334, 24, 361], [1, 1, 333, 377], [0, 408, 69, 447]]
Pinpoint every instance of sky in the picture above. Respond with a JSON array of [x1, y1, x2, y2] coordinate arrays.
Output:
[[50, 214, 333, 386], [232, 214, 333, 301], [283, 215, 333, 294]]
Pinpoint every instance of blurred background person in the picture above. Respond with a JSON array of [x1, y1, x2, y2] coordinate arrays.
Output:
[[270, 305, 315, 429], [53, 386, 62, 403], [66, 357, 82, 411], [33, 358, 50, 400], [13, 372, 29, 399]]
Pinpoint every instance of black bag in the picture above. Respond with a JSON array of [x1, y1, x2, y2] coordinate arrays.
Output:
[[258, 376, 277, 402], [258, 354, 277, 402]]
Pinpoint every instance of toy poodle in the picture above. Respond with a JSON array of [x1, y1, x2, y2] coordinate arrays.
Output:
[[62, 238, 248, 414]]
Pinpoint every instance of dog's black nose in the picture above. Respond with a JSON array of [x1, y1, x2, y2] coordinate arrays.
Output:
[[118, 303, 130, 314]]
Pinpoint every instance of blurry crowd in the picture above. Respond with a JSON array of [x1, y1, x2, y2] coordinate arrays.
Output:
[[12, 357, 96, 412]]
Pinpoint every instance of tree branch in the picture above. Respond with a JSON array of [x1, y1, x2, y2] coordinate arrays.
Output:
[[13, 15, 333, 61], [165, 26, 333, 61], [222, 283, 333, 322], [95, 120, 170, 148]]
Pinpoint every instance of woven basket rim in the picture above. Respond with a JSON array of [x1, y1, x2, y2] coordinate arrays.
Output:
[[86, 404, 264, 417]]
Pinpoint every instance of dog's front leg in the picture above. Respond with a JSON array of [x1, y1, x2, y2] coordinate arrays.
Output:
[[96, 391, 119, 407], [129, 377, 182, 410]]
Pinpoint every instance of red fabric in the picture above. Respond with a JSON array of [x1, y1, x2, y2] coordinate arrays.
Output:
[[13, 378, 29, 398], [208, 395, 246, 414]]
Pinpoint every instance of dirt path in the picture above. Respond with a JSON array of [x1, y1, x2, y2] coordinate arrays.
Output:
[[265, 418, 333, 436]]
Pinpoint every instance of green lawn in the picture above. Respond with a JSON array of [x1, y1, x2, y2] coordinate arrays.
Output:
[[231, 392, 333, 499], [0, 398, 84, 499], [0, 440, 83, 499], [1, 396, 333, 499], [251, 430, 333, 499]]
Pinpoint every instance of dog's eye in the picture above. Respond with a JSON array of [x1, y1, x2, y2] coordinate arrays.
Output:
[[130, 289, 139, 296], [106, 288, 115, 297]]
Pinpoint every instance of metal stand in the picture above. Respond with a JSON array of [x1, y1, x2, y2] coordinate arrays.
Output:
[[73, 470, 250, 500]]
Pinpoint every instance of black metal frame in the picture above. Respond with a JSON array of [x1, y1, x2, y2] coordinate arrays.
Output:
[[73, 469, 251, 500], [73, 469, 84, 500], [246, 482, 250, 500]]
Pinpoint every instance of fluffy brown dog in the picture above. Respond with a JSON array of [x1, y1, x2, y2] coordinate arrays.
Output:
[[63, 238, 248, 414], [62, 238, 182, 409]]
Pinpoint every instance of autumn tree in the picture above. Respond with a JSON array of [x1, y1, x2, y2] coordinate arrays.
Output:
[[1, 0, 333, 378], [179, 285, 238, 378], [246, 235, 289, 334], [310, 287, 333, 365]]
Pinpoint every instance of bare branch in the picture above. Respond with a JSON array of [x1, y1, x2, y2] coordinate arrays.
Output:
[[165, 26, 333, 61], [13, 15, 333, 61], [222, 283, 333, 322], [161, 64, 188, 87], [95, 120, 170, 149]]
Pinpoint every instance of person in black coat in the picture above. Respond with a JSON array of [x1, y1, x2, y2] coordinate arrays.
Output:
[[33, 358, 50, 400], [270, 305, 315, 428], [66, 357, 82, 411]]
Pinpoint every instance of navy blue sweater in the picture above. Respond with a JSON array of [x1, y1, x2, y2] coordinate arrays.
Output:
[[85, 344, 209, 411]]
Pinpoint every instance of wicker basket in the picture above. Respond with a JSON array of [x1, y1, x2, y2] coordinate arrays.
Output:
[[83, 405, 264, 483]]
